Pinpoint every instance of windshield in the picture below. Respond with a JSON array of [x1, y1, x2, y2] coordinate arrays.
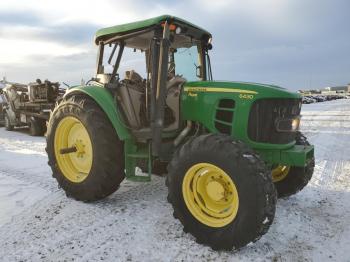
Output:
[[173, 45, 201, 81]]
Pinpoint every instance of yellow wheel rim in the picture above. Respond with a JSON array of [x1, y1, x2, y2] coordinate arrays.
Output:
[[54, 116, 93, 183], [271, 165, 290, 182], [182, 163, 239, 228]]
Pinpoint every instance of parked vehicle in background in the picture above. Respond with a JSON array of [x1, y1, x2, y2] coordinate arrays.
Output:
[[2, 79, 64, 136], [302, 96, 313, 104], [314, 96, 326, 102], [327, 94, 344, 101], [301, 94, 347, 104], [302, 96, 317, 104]]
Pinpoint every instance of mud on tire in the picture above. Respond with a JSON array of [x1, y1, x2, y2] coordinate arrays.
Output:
[[166, 134, 277, 250]]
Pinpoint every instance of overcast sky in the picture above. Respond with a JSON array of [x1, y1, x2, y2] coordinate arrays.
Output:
[[0, 0, 348, 90]]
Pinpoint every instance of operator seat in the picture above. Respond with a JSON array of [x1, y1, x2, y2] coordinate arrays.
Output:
[[116, 70, 145, 129], [164, 75, 186, 131]]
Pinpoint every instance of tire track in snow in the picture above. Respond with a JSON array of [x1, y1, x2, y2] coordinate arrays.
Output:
[[0, 167, 58, 193], [0, 177, 182, 262]]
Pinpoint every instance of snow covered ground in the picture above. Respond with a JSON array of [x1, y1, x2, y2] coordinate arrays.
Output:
[[0, 99, 349, 262]]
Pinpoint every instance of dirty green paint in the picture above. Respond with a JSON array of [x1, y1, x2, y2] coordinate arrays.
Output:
[[65, 85, 131, 140]]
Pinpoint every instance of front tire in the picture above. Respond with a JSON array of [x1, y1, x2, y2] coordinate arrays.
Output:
[[166, 134, 277, 250], [272, 132, 315, 198], [46, 95, 125, 201]]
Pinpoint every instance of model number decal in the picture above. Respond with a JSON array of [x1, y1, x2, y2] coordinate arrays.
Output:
[[239, 94, 254, 99], [184, 87, 258, 95]]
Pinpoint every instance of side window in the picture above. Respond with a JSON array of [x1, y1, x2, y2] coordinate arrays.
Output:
[[119, 48, 147, 79], [102, 44, 117, 75], [102, 45, 147, 79]]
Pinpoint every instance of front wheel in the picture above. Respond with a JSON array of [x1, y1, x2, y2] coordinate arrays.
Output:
[[46, 95, 125, 201], [166, 134, 277, 250], [272, 132, 315, 198]]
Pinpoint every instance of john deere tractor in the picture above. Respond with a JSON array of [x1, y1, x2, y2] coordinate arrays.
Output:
[[46, 15, 314, 250]]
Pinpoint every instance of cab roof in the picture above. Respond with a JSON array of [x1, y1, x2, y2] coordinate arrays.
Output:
[[95, 14, 212, 45]]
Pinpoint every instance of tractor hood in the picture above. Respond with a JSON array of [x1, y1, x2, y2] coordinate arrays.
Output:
[[183, 81, 300, 99], [181, 80, 302, 149]]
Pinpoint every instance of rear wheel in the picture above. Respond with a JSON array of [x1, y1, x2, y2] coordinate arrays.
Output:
[[4, 112, 14, 131], [46, 95, 125, 201], [167, 134, 277, 250], [272, 132, 314, 198]]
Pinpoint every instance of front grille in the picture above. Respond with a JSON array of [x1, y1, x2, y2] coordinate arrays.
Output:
[[248, 98, 302, 144], [214, 99, 235, 134]]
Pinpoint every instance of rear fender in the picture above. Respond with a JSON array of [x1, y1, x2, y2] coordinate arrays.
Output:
[[65, 86, 131, 140]]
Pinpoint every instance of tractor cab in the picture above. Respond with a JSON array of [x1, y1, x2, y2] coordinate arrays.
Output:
[[92, 15, 212, 154], [94, 15, 211, 83]]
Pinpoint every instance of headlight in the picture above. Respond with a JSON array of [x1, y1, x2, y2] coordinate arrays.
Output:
[[275, 117, 300, 132], [291, 118, 300, 131]]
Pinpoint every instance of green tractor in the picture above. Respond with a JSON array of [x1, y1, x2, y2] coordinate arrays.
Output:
[[46, 15, 314, 250]]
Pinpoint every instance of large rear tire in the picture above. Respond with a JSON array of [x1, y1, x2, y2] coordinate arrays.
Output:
[[272, 132, 315, 198], [46, 95, 125, 201], [166, 134, 277, 250]]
